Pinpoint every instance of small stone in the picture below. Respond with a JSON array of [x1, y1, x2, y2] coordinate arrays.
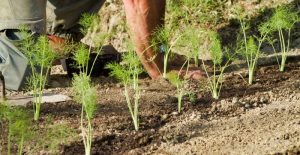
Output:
[[232, 97, 238, 104], [172, 112, 179, 116], [245, 103, 251, 109], [116, 83, 122, 88], [189, 113, 197, 120], [220, 99, 227, 105], [161, 114, 168, 120]]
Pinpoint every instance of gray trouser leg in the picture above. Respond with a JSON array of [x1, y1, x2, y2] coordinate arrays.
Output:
[[0, 0, 47, 33], [46, 0, 105, 34], [0, 31, 31, 91], [0, 0, 105, 91]]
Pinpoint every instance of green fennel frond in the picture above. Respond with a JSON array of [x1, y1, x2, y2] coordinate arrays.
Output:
[[209, 32, 223, 65], [73, 44, 89, 69], [106, 63, 130, 84], [79, 13, 98, 35], [82, 87, 97, 119]]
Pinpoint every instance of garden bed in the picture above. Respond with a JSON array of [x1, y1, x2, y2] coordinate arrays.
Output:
[[1, 1, 300, 154], [2, 61, 297, 155]]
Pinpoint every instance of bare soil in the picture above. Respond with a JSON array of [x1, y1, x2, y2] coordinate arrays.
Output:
[[5, 61, 296, 155], [1, 1, 300, 154]]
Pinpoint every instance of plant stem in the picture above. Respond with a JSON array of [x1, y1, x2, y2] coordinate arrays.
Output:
[[212, 89, 219, 100], [7, 121, 12, 155], [34, 104, 40, 121], [162, 34, 183, 78], [89, 46, 104, 77], [163, 54, 169, 78], [212, 63, 219, 99], [133, 89, 139, 131], [86, 119, 92, 155], [279, 29, 286, 72], [18, 135, 24, 155], [248, 67, 254, 85], [280, 54, 286, 72], [80, 104, 88, 154], [124, 86, 134, 118], [178, 90, 183, 113], [194, 55, 199, 67]]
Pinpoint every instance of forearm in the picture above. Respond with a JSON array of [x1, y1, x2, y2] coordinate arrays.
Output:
[[123, 0, 166, 79]]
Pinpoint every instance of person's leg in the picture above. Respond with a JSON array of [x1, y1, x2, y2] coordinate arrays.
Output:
[[0, 0, 47, 33], [123, 0, 165, 79]]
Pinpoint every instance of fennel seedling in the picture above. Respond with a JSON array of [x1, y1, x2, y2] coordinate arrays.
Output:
[[77, 13, 114, 76], [176, 26, 204, 67], [106, 47, 143, 131], [167, 71, 187, 113], [151, 26, 183, 78], [72, 13, 113, 155], [260, 6, 299, 71], [21, 33, 56, 121], [202, 32, 233, 99], [72, 74, 97, 155]]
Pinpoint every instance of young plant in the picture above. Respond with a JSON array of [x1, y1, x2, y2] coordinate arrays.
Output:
[[151, 26, 183, 78], [167, 72, 187, 113], [0, 103, 32, 155], [233, 5, 272, 84], [170, 29, 202, 112], [72, 74, 97, 155], [176, 26, 205, 67], [240, 37, 261, 84], [21, 32, 56, 121], [233, 5, 258, 84], [106, 46, 143, 131], [201, 31, 233, 99], [72, 43, 97, 155], [77, 13, 114, 76], [260, 6, 299, 71], [71, 13, 112, 155]]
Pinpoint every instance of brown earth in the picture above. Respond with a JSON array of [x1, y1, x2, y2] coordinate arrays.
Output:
[[3, 61, 296, 155], [1, 0, 300, 155]]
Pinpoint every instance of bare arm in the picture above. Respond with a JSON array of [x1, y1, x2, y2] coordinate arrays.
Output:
[[122, 0, 166, 79]]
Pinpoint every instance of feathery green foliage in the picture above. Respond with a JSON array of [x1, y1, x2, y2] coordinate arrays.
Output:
[[21, 31, 56, 121], [201, 31, 232, 99], [209, 32, 223, 65], [239, 37, 260, 84], [72, 13, 115, 154], [43, 124, 77, 153], [151, 26, 182, 78], [234, 5, 259, 84], [176, 26, 205, 67], [233, 6, 262, 85], [79, 13, 98, 35], [0, 103, 32, 155], [260, 6, 299, 71], [75, 13, 114, 76], [106, 45, 143, 131], [167, 72, 186, 113], [73, 44, 90, 73], [72, 73, 97, 155]]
